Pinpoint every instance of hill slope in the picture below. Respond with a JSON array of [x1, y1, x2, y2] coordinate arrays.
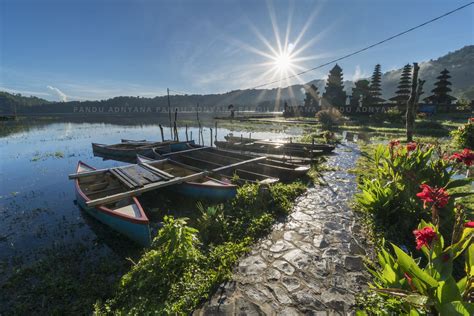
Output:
[[1, 45, 472, 114]]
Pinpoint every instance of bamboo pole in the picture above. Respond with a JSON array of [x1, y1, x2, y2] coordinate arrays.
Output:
[[210, 128, 213, 147], [214, 121, 218, 143], [159, 124, 165, 142], [174, 108, 179, 141], [185, 124, 189, 142]]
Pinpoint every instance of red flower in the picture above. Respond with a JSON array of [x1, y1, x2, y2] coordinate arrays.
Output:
[[416, 184, 450, 209], [413, 226, 438, 250], [388, 139, 400, 149], [469, 117, 474, 123], [450, 149, 474, 167], [464, 221, 474, 228], [406, 142, 417, 152]]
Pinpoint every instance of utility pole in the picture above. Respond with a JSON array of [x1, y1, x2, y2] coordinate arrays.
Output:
[[167, 88, 172, 140]]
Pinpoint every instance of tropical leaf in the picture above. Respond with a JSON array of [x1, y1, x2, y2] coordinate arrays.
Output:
[[392, 244, 438, 289]]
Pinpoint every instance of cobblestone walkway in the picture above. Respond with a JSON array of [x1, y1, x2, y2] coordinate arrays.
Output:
[[196, 143, 370, 315]]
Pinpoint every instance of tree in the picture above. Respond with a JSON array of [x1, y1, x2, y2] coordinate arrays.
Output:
[[389, 64, 412, 110], [423, 68, 456, 105], [349, 79, 371, 109], [406, 63, 425, 142], [322, 64, 346, 108], [368, 64, 385, 106], [303, 84, 320, 109]]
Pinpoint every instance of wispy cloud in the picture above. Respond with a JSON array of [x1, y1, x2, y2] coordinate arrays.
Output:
[[352, 65, 369, 81], [47, 85, 67, 102]]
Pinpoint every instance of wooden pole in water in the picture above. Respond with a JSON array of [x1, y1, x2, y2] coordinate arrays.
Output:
[[202, 129, 205, 146], [159, 124, 165, 142], [185, 124, 189, 142], [210, 128, 213, 147], [174, 108, 180, 141], [190, 131, 193, 142], [214, 121, 218, 143], [167, 88, 173, 140]]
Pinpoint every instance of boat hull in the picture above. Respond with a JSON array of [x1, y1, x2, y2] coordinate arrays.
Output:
[[174, 181, 236, 201], [74, 162, 151, 246]]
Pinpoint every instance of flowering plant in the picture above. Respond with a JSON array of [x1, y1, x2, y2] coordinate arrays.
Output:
[[356, 141, 472, 247], [450, 148, 474, 167], [367, 218, 473, 314], [451, 119, 473, 150]]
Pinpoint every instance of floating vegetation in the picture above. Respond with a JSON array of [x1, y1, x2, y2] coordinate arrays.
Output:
[[30, 151, 65, 161]]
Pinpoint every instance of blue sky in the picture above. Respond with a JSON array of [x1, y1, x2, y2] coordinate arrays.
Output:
[[1, 0, 473, 101]]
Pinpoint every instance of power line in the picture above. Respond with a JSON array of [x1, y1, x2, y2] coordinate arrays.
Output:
[[250, 2, 474, 89], [168, 88, 190, 95]]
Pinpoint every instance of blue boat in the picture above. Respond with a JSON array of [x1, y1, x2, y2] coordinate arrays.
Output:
[[136, 155, 238, 201], [92, 140, 195, 162], [74, 161, 151, 246]]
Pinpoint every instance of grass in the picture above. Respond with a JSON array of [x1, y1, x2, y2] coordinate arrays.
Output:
[[94, 181, 308, 314]]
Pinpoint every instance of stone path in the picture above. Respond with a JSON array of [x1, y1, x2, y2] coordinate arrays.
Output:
[[196, 143, 370, 315]]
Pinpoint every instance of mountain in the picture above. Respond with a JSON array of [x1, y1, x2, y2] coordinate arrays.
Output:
[[381, 45, 474, 100], [0, 92, 51, 114], [1, 45, 472, 115]]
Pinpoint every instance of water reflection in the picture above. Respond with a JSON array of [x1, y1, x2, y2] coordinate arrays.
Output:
[[0, 116, 302, 277]]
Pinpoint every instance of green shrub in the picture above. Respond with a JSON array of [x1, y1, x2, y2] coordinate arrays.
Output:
[[356, 142, 472, 248], [196, 203, 228, 245], [316, 108, 342, 130], [97, 181, 308, 314], [451, 119, 474, 150]]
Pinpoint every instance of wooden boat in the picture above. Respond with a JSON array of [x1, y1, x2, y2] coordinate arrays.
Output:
[[224, 135, 335, 152], [136, 155, 238, 201], [71, 156, 273, 208], [215, 139, 332, 158], [92, 140, 194, 162], [74, 161, 151, 246], [157, 146, 309, 182]]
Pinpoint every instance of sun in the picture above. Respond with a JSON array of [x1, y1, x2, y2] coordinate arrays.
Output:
[[273, 51, 293, 73]]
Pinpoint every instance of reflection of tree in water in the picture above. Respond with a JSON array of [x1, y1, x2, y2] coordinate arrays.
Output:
[[0, 114, 219, 138]]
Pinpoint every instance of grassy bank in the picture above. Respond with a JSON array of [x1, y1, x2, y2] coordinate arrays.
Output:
[[94, 182, 307, 314], [350, 117, 473, 314]]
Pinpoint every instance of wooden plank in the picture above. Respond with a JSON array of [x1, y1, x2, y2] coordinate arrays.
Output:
[[69, 168, 109, 179], [161, 146, 209, 156], [212, 156, 266, 172], [86, 171, 209, 207], [140, 163, 175, 180], [110, 168, 139, 189]]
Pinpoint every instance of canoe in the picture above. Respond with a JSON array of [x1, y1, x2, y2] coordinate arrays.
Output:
[[92, 142, 156, 160], [153, 144, 309, 182], [92, 140, 195, 162], [224, 135, 335, 152], [156, 148, 306, 182], [74, 161, 151, 246], [215, 140, 331, 158], [136, 155, 238, 201]]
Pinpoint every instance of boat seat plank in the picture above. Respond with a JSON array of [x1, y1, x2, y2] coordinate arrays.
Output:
[[115, 165, 167, 188]]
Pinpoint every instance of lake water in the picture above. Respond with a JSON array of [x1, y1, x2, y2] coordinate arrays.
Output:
[[0, 117, 304, 280]]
